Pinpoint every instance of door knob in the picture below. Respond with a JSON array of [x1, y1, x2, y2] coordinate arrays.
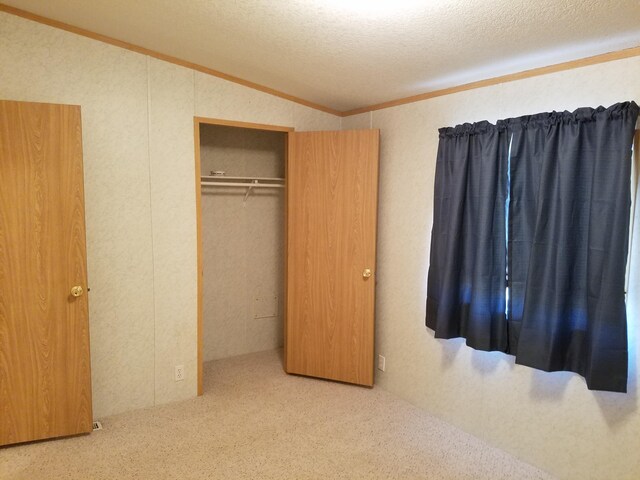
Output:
[[362, 268, 372, 279], [70, 285, 84, 297]]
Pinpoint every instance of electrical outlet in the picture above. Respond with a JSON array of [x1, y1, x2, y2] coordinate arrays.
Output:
[[175, 365, 185, 381], [377, 354, 386, 372]]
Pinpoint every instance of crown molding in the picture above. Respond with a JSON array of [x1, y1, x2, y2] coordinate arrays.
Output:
[[341, 46, 640, 117]]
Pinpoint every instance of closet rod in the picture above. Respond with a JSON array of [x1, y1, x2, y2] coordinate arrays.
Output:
[[200, 182, 284, 188], [201, 175, 284, 182]]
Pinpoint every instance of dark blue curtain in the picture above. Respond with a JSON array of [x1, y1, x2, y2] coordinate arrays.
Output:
[[426, 121, 509, 350], [426, 102, 639, 392], [508, 103, 638, 392]]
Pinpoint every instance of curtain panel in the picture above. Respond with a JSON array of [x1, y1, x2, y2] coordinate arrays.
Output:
[[426, 121, 509, 351], [426, 101, 639, 392]]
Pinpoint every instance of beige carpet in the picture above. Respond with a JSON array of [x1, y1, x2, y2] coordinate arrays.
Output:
[[1, 349, 554, 479]]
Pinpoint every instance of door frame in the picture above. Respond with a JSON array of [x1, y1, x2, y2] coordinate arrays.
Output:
[[193, 116, 294, 395]]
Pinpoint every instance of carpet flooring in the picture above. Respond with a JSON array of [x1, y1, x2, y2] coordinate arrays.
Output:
[[0, 349, 554, 479]]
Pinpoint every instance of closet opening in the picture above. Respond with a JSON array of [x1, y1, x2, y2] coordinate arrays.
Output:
[[194, 118, 293, 395]]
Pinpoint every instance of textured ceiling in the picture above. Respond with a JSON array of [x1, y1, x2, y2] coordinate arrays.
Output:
[[4, 0, 640, 112]]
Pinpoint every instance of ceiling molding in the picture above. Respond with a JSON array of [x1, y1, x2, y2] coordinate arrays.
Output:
[[2, 3, 639, 119], [341, 46, 640, 117], [0, 3, 342, 116]]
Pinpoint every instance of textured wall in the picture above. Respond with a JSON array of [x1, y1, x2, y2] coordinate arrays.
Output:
[[200, 126, 286, 362], [358, 57, 640, 480], [0, 11, 340, 418]]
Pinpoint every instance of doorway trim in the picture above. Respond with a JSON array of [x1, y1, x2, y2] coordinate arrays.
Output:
[[194, 116, 294, 395]]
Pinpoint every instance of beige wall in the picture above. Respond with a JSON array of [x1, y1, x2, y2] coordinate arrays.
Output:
[[344, 58, 640, 480], [0, 11, 340, 418], [200, 126, 285, 361]]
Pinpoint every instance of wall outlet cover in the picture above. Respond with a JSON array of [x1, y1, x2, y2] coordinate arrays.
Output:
[[175, 365, 185, 381]]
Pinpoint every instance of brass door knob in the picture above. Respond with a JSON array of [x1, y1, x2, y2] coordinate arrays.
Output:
[[362, 268, 372, 279], [70, 285, 84, 297]]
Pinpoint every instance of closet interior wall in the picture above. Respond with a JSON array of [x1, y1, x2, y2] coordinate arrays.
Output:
[[200, 125, 286, 362]]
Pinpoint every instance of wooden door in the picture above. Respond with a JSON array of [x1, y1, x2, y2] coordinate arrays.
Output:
[[0, 100, 92, 445], [286, 130, 379, 386]]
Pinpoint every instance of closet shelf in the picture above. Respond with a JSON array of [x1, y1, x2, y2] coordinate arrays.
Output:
[[201, 175, 284, 183], [201, 176, 284, 188], [200, 176, 285, 202], [200, 181, 284, 188]]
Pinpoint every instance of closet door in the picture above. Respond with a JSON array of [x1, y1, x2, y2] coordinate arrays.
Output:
[[286, 129, 379, 386], [0, 100, 92, 445]]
